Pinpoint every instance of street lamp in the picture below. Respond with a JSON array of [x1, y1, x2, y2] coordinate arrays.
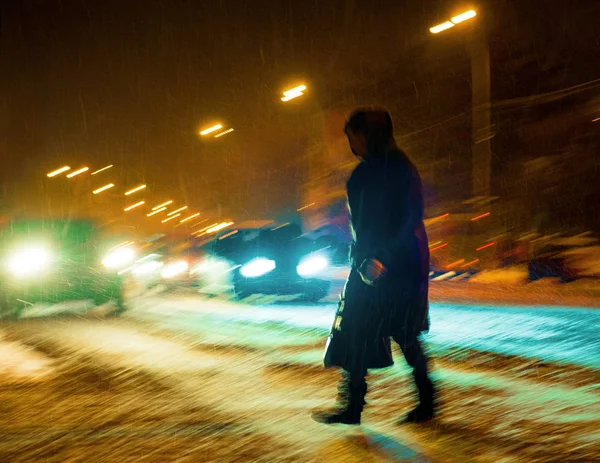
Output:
[[124, 201, 145, 212], [429, 9, 476, 33], [92, 183, 115, 194], [66, 167, 89, 178], [180, 212, 200, 223], [168, 206, 188, 216], [124, 184, 147, 195], [429, 9, 492, 200], [152, 200, 173, 210], [147, 207, 167, 217], [214, 128, 234, 138], [47, 166, 71, 178], [162, 214, 181, 223], [91, 165, 113, 175], [199, 124, 223, 136], [281, 85, 307, 102]]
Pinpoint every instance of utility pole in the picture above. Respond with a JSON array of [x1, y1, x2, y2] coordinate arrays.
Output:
[[468, 28, 493, 199], [430, 9, 493, 200]]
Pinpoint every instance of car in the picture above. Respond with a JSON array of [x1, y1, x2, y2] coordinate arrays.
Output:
[[0, 218, 136, 318], [192, 223, 332, 302], [528, 233, 600, 282]]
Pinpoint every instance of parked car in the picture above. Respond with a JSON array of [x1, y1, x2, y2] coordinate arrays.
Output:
[[528, 233, 600, 282]]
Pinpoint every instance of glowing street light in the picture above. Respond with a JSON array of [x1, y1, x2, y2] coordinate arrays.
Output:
[[152, 200, 173, 210], [451, 10, 477, 24], [91, 165, 113, 175], [429, 9, 489, 199], [180, 213, 200, 223], [124, 184, 147, 196], [168, 206, 188, 216], [214, 128, 235, 138], [47, 166, 71, 178], [147, 207, 167, 217], [430, 9, 476, 33], [162, 214, 181, 223], [205, 221, 234, 234], [66, 167, 89, 178], [429, 21, 454, 34], [200, 124, 223, 136], [281, 85, 307, 102], [124, 201, 145, 212], [93, 183, 115, 194]]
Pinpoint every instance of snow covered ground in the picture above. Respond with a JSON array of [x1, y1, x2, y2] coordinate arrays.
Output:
[[0, 293, 598, 461]]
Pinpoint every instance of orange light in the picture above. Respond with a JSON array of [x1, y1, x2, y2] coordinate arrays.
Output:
[[180, 213, 200, 223], [152, 200, 173, 210], [470, 212, 491, 221], [297, 203, 315, 212], [214, 128, 234, 138], [430, 243, 448, 252], [430, 21, 454, 34], [461, 259, 480, 268], [446, 259, 465, 269], [93, 183, 115, 194], [476, 242, 496, 251], [168, 206, 188, 216], [218, 230, 239, 240], [281, 85, 307, 102], [124, 201, 145, 212], [162, 214, 181, 223], [206, 221, 234, 234], [194, 222, 219, 235], [147, 207, 166, 217], [200, 124, 223, 136], [451, 10, 476, 24], [47, 166, 71, 177], [91, 165, 113, 175], [66, 167, 89, 178], [124, 184, 147, 196]]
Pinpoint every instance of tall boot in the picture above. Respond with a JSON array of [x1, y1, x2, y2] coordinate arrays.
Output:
[[405, 370, 436, 423], [312, 372, 366, 425]]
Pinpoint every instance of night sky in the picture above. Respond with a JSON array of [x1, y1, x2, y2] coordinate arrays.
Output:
[[1, 0, 599, 229]]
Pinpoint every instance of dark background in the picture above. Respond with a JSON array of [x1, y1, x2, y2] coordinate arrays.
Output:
[[1, 0, 599, 231]]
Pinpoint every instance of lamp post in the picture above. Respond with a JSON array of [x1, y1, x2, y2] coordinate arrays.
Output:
[[430, 10, 492, 200]]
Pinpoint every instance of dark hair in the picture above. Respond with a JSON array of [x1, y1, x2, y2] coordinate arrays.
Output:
[[344, 109, 394, 154]]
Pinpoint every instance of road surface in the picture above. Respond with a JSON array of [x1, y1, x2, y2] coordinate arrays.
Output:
[[0, 292, 598, 462]]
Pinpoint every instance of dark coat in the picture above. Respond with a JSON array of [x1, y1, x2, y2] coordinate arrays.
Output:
[[324, 149, 430, 373]]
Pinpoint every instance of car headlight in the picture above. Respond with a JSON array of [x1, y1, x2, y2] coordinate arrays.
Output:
[[297, 254, 329, 277], [7, 245, 53, 278], [191, 257, 231, 276], [132, 260, 163, 277], [240, 258, 276, 278], [161, 260, 189, 279], [102, 247, 135, 269]]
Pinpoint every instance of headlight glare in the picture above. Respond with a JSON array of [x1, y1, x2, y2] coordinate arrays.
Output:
[[7, 245, 53, 277], [240, 258, 276, 278], [161, 260, 189, 279], [132, 260, 163, 277], [297, 255, 329, 277], [102, 247, 135, 269]]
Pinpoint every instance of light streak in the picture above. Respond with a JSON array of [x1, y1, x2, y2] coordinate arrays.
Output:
[[147, 207, 166, 217], [124, 201, 145, 212], [91, 165, 113, 175], [124, 184, 146, 195], [66, 167, 89, 178], [93, 183, 115, 194], [47, 166, 70, 177]]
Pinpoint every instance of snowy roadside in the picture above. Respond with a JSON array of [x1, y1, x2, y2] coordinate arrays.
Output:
[[324, 265, 600, 307]]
